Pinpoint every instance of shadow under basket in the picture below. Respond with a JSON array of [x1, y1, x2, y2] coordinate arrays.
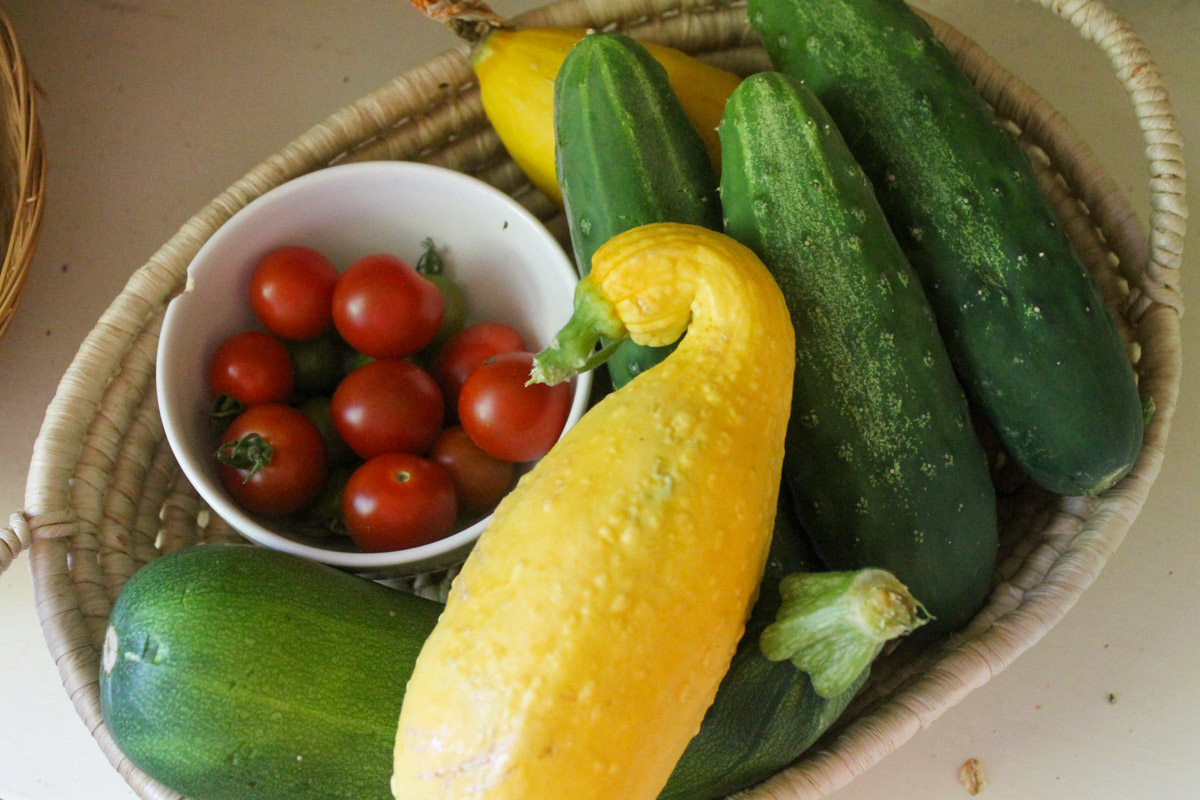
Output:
[[3, 1, 1185, 799]]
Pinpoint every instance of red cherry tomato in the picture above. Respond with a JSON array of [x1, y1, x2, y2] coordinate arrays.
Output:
[[431, 321, 526, 412], [458, 351, 572, 462], [208, 330, 295, 408], [332, 253, 443, 358], [430, 425, 516, 517], [215, 403, 329, 516], [248, 245, 340, 341], [330, 359, 445, 459], [342, 452, 458, 552]]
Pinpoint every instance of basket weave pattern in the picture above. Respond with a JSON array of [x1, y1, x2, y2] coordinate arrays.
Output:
[[0, 9, 45, 344], [3, 1, 1185, 799]]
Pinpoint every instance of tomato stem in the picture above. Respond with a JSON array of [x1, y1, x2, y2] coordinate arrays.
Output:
[[210, 393, 245, 421], [215, 432, 275, 482], [416, 237, 445, 275]]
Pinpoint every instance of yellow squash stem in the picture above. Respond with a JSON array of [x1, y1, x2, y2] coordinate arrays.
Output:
[[403, 1, 740, 205], [391, 223, 795, 800]]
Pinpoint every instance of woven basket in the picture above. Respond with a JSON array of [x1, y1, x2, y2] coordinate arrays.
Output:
[[2, 0, 1185, 798], [0, 8, 45, 344]]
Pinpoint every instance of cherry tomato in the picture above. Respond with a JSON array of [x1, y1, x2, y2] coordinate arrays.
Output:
[[248, 245, 339, 341], [414, 239, 469, 349], [296, 395, 357, 466], [300, 465, 353, 537], [331, 253, 443, 358], [330, 359, 445, 459], [458, 351, 572, 462], [215, 403, 328, 516], [430, 425, 516, 517], [342, 452, 457, 552], [431, 321, 526, 412], [287, 333, 345, 397], [208, 330, 294, 408], [424, 273, 468, 349]]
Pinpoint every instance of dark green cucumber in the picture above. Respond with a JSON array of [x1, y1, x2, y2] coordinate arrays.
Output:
[[554, 31, 722, 388], [719, 73, 998, 634], [100, 544, 443, 800], [660, 493, 866, 800], [750, 0, 1144, 496]]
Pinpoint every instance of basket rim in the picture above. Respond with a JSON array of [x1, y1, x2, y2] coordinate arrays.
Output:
[[0, 8, 47, 344], [6, 2, 1189, 800]]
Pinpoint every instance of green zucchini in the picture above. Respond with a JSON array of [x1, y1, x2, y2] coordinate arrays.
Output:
[[554, 31, 722, 388], [659, 492, 867, 800], [750, 0, 1144, 496], [718, 72, 998, 634], [100, 544, 442, 800], [101, 538, 882, 800]]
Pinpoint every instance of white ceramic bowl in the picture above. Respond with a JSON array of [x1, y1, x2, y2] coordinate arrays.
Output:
[[157, 161, 590, 576]]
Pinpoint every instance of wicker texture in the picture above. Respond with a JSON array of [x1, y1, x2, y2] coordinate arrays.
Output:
[[0, 8, 45, 345], [3, 1, 1186, 798]]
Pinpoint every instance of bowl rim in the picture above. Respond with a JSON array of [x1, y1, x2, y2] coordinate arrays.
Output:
[[156, 160, 592, 572]]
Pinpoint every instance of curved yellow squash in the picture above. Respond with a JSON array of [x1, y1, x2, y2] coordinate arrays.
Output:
[[471, 28, 741, 206], [390, 223, 795, 800]]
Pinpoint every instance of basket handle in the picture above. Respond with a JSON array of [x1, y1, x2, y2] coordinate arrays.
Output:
[[1, 512, 32, 575], [1035, 0, 1187, 314]]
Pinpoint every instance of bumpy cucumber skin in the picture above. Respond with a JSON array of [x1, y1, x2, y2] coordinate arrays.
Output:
[[659, 493, 864, 800], [100, 545, 443, 800], [719, 73, 997, 634], [554, 32, 722, 388], [750, 0, 1144, 496]]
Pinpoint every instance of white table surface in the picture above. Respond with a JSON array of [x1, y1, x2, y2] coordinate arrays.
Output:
[[0, 1, 1196, 798]]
